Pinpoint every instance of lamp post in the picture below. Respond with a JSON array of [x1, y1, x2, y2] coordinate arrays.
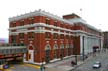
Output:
[[40, 58, 44, 71], [82, 36, 85, 61]]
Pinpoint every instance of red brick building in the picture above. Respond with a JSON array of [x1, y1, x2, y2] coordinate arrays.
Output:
[[9, 10, 103, 64], [103, 32, 108, 48]]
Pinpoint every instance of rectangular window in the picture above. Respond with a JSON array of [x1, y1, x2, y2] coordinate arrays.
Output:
[[6, 49, 9, 54], [31, 18, 34, 24], [54, 21, 57, 27], [15, 49, 18, 53], [45, 32, 51, 38], [19, 33, 24, 39], [60, 34, 64, 39], [22, 48, 26, 53], [29, 17, 34, 24], [4, 49, 7, 54], [66, 35, 69, 39], [20, 20, 24, 26], [11, 49, 14, 53], [53, 33, 58, 39], [28, 32, 35, 39], [11, 35, 17, 43], [11, 22, 16, 27], [45, 18, 50, 25], [71, 36, 73, 39]]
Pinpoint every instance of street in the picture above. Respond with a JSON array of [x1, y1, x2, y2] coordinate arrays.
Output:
[[73, 51, 108, 71], [1, 50, 108, 71]]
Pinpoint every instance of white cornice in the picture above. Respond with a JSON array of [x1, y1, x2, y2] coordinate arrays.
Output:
[[67, 18, 86, 24], [9, 23, 101, 38], [9, 9, 100, 32], [9, 29, 101, 39], [73, 30, 101, 38], [9, 23, 73, 32], [9, 9, 73, 25], [67, 18, 100, 32]]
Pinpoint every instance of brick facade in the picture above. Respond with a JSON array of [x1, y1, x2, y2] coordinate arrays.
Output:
[[9, 10, 102, 64]]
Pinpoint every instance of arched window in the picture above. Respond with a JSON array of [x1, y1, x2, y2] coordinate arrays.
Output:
[[45, 44, 51, 50], [60, 44, 64, 57], [66, 44, 69, 56], [45, 44, 51, 63], [60, 44, 64, 49], [53, 44, 58, 58], [68, 44, 73, 55]]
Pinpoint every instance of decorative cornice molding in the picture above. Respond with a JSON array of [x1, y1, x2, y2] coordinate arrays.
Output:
[[9, 23, 73, 32], [9, 23, 101, 38], [9, 9, 100, 33], [68, 18, 100, 32], [9, 9, 73, 25]]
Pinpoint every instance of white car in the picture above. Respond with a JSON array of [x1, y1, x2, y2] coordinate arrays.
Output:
[[93, 61, 101, 68]]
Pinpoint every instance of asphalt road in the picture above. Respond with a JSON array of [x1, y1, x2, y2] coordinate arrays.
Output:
[[73, 51, 108, 71], [2, 51, 108, 71]]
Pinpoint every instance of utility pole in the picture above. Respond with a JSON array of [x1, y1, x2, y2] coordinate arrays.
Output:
[[80, 8, 85, 61], [40, 58, 44, 71]]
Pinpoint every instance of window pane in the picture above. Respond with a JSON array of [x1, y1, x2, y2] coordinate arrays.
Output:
[[46, 19, 50, 25]]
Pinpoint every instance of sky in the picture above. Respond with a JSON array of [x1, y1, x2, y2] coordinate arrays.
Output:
[[0, 0, 107, 38]]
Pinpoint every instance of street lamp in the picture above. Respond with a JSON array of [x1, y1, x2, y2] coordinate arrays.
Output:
[[40, 58, 44, 71], [82, 36, 85, 61]]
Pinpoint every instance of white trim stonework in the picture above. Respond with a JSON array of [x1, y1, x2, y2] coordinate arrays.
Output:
[[9, 9, 100, 33], [9, 9, 73, 25], [8, 10, 103, 64], [28, 50, 34, 63], [9, 23, 101, 39], [68, 18, 99, 32]]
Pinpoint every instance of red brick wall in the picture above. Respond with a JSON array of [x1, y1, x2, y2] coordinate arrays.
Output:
[[73, 36, 80, 55], [9, 15, 75, 63]]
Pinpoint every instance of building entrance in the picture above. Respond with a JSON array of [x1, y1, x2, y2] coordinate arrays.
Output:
[[27, 45, 34, 63], [45, 50, 50, 63], [45, 44, 51, 63]]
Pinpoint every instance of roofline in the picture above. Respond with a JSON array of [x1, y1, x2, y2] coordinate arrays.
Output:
[[67, 18, 100, 32], [9, 9, 73, 25]]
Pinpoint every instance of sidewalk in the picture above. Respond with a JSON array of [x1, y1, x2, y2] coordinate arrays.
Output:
[[45, 56, 84, 71], [20, 53, 97, 71], [22, 51, 103, 71], [45, 62, 84, 71]]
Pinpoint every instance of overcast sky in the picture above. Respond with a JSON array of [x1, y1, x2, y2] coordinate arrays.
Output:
[[0, 0, 107, 38]]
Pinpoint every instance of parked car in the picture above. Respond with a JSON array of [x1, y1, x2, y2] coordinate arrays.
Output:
[[3, 64, 9, 69], [93, 61, 101, 68]]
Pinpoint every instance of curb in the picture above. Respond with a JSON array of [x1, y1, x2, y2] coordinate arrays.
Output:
[[69, 52, 102, 71], [69, 55, 93, 71], [70, 62, 84, 71]]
